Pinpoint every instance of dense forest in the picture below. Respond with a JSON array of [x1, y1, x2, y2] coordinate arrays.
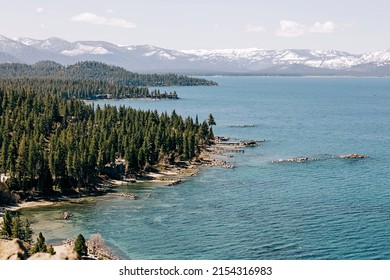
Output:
[[0, 61, 218, 86], [0, 78, 178, 100], [0, 83, 214, 205]]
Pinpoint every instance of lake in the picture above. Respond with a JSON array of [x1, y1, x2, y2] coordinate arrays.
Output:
[[23, 76, 390, 259]]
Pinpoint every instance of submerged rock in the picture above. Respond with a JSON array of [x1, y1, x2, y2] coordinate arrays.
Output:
[[340, 154, 368, 159], [165, 179, 182, 186], [273, 157, 310, 163], [110, 192, 139, 200], [60, 211, 71, 220], [240, 140, 258, 147], [273, 153, 368, 163]]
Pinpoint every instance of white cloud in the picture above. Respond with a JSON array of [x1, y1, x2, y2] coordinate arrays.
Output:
[[310, 21, 336, 33], [70, 12, 136, 29], [276, 20, 337, 37], [36, 7, 44, 13], [245, 24, 266, 33], [276, 20, 306, 37]]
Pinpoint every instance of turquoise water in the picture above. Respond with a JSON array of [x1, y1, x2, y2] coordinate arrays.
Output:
[[23, 77, 390, 259]]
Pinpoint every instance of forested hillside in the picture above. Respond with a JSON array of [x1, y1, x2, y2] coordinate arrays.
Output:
[[0, 84, 214, 203], [0, 78, 178, 100], [0, 61, 218, 86]]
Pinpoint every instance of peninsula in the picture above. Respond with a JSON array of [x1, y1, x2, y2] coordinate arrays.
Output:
[[0, 62, 221, 260], [0, 74, 216, 206]]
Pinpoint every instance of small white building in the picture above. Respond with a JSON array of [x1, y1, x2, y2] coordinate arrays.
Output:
[[0, 173, 8, 183]]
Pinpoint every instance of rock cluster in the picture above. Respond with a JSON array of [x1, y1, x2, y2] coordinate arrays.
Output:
[[228, 124, 257, 127], [87, 233, 119, 260], [165, 179, 182, 186], [109, 192, 138, 200], [340, 154, 368, 159], [273, 157, 310, 163], [273, 154, 368, 163], [200, 157, 235, 169]]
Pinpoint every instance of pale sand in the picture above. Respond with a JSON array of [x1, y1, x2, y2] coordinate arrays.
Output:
[[7, 200, 55, 211]]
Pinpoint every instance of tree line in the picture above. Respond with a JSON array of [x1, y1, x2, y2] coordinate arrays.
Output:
[[0, 78, 178, 100], [0, 83, 214, 201], [0, 61, 218, 86]]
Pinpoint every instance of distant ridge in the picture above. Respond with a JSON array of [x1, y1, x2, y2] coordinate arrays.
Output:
[[0, 61, 217, 86], [1, 35, 390, 75]]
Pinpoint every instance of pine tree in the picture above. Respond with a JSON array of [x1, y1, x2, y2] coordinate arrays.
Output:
[[188, 132, 196, 159], [74, 234, 88, 259], [0, 135, 9, 172], [15, 134, 28, 188], [7, 140, 17, 179], [11, 212, 23, 239], [23, 219, 33, 243], [207, 113, 216, 127], [31, 232, 47, 254], [47, 245, 56, 255], [0, 209, 12, 237]]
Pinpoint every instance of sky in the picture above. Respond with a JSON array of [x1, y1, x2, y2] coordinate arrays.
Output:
[[1, 0, 389, 53]]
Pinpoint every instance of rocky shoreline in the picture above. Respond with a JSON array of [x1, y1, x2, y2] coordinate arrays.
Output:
[[0, 136, 264, 215], [0, 136, 259, 260]]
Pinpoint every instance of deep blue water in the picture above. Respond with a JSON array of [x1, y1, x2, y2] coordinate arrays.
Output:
[[23, 77, 390, 259]]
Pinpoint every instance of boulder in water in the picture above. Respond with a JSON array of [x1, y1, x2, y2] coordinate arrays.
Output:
[[340, 154, 367, 159], [60, 211, 71, 220]]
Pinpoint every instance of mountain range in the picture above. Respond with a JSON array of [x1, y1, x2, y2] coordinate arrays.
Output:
[[1, 35, 390, 75]]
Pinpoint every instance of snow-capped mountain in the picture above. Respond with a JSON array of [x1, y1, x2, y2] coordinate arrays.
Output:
[[1, 35, 390, 75]]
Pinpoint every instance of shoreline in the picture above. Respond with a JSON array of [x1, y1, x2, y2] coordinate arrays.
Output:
[[1, 136, 260, 260], [2, 137, 250, 213]]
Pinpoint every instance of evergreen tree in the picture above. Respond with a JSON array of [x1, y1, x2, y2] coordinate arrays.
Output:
[[15, 134, 28, 188], [207, 113, 216, 127], [23, 219, 33, 243], [208, 126, 214, 140], [11, 212, 23, 239], [0, 136, 8, 172], [31, 232, 47, 254], [47, 245, 56, 255], [74, 234, 88, 259], [125, 147, 138, 175], [7, 140, 17, 180], [0, 209, 12, 237], [188, 132, 196, 159]]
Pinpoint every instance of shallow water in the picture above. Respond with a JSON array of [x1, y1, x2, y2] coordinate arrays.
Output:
[[22, 77, 390, 259]]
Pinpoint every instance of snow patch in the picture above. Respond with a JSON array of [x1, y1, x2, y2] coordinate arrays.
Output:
[[13, 37, 39, 46], [61, 43, 112, 56]]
